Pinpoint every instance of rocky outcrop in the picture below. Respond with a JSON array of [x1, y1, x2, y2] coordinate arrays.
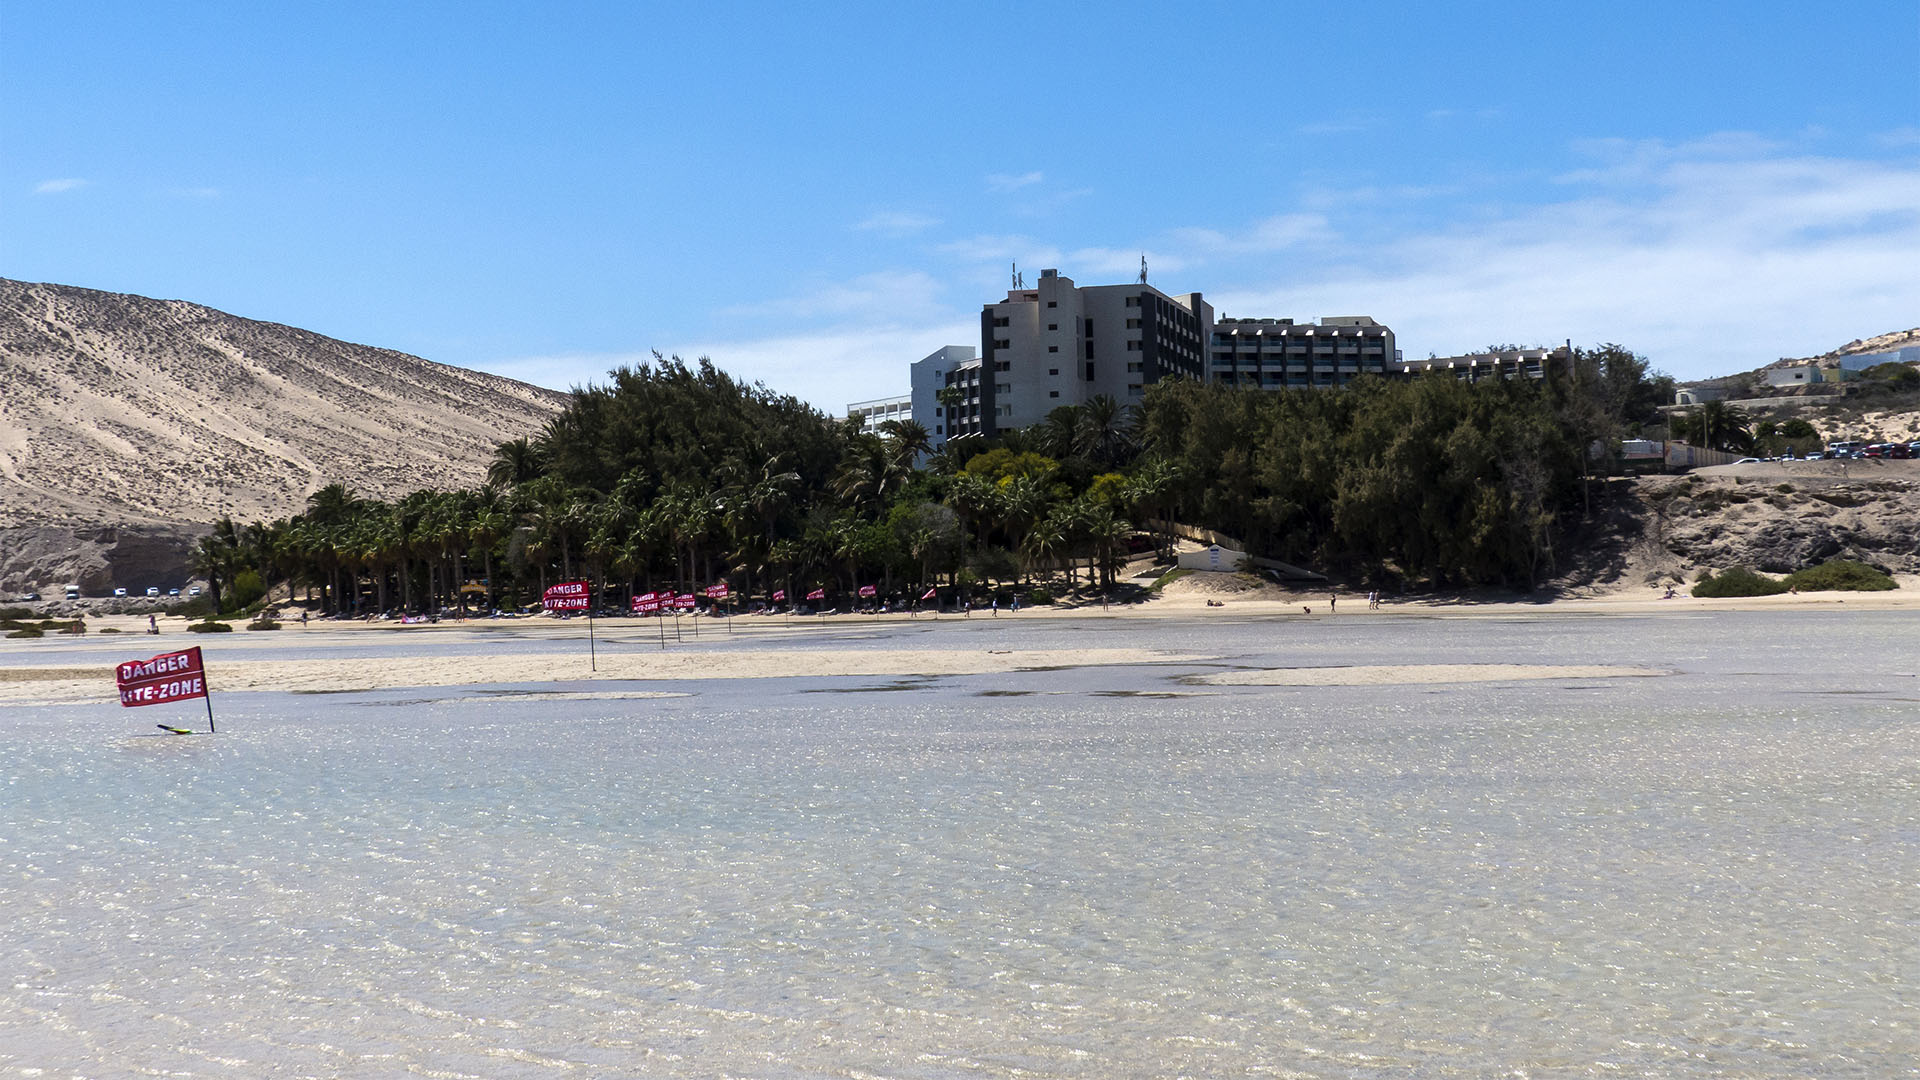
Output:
[[1639, 465, 1920, 579], [0, 523, 209, 596]]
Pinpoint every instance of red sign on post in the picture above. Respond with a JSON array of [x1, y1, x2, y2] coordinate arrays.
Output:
[[704, 583, 730, 599], [543, 581, 590, 611], [674, 593, 697, 611], [858, 584, 877, 597], [631, 590, 661, 613], [116, 647, 209, 708]]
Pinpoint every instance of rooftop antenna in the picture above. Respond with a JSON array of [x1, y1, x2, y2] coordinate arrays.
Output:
[[1011, 261, 1023, 290], [1139, 254, 1148, 284]]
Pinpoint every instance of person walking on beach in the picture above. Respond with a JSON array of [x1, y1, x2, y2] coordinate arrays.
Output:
[[1328, 591, 1337, 613], [147, 613, 158, 634]]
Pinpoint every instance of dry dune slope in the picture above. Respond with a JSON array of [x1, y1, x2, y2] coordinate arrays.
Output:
[[0, 278, 568, 528]]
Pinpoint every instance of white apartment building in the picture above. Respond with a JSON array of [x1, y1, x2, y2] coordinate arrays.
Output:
[[908, 345, 980, 451], [1209, 316, 1399, 390], [845, 394, 913, 435], [1398, 346, 1568, 382]]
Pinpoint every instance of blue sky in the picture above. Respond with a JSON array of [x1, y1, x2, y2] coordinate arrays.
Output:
[[6, 2, 1917, 411]]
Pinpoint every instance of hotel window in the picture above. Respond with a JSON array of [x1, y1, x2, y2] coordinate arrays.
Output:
[[1048, 368, 1059, 376], [1046, 300, 1057, 307], [1127, 361, 1142, 373], [1126, 318, 1141, 329], [1048, 345, 1059, 353], [995, 383, 1009, 393], [1126, 341, 1141, 351], [992, 316, 1010, 327], [1128, 383, 1143, 396], [1124, 296, 1139, 307], [1049, 390, 1060, 398], [994, 339, 1010, 349], [1048, 324, 1058, 331]]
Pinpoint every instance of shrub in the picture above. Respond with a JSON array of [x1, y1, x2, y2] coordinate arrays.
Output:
[[5, 627, 43, 638], [1025, 588, 1055, 605], [229, 570, 266, 612], [98, 627, 123, 634], [1782, 560, 1897, 592], [187, 620, 233, 633], [0, 606, 31, 620], [246, 618, 282, 631], [1692, 566, 1789, 598]]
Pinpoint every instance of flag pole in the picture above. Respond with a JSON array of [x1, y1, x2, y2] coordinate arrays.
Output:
[[199, 647, 216, 733], [588, 607, 597, 671]]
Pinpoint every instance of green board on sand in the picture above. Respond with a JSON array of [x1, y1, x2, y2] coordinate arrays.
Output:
[[156, 724, 196, 735]]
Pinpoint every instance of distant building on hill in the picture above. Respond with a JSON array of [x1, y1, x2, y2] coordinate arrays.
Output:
[[846, 393, 912, 435], [1840, 345, 1920, 369], [1673, 380, 1738, 405]]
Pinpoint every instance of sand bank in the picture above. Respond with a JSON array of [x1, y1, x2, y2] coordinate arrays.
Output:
[[0, 646, 1207, 706], [1196, 663, 1668, 687]]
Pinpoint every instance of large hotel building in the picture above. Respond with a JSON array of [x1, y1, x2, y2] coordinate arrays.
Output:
[[845, 267, 1558, 451]]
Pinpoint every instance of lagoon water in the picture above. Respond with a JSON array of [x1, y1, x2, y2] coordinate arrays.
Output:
[[4, 610, 1917, 1076]]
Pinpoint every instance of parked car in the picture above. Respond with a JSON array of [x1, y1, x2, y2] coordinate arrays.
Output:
[[22, 592, 40, 601], [168, 588, 181, 597], [145, 587, 160, 597], [1733, 457, 1763, 464], [65, 586, 80, 600], [1889, 443, 1913, 459], [1803, 450, 1824, 460], [189, 586, 202, 597], [112, 587, 128, 597]]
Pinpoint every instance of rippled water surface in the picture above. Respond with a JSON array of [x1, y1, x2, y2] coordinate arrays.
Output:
[[4, 610, 1917, 1077]]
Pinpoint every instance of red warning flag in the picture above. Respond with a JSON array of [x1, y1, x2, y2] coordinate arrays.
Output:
[[115, 647, 209, 708]]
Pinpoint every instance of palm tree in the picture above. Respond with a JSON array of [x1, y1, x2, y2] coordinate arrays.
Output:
[[880, 418, 932, 472], [1079, 394, 1135, 467], [468, 492, 512, 610], [488, 438, 545, 488], [190, 534, 232, 614]]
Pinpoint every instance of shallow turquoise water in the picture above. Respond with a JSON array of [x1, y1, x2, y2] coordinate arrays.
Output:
[[3, 610, 1916, 1076]]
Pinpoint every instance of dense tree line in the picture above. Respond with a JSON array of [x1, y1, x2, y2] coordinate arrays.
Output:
[[198, 346, 1668, 613]]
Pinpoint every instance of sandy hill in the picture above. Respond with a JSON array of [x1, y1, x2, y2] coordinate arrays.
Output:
[[0, 278, 568, 529]]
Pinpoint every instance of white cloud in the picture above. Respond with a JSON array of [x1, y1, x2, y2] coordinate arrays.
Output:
[[986, 170, 1044, 192], [714, 270, 951, 325], [672, 319, 979, 413], [1167, 213, 1332, 257], [487, 319, 980, 413], [34, 178, 87, 194], [1218, 142, 1920, 378], [854, 210, 939, 236]]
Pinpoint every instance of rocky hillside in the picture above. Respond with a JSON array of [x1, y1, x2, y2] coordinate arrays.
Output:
[[0, 279, 567, 529], [1559, 461, 1920, 594]]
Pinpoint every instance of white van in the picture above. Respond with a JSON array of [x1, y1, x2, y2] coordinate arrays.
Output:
[[65, 585, 81, 600]]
